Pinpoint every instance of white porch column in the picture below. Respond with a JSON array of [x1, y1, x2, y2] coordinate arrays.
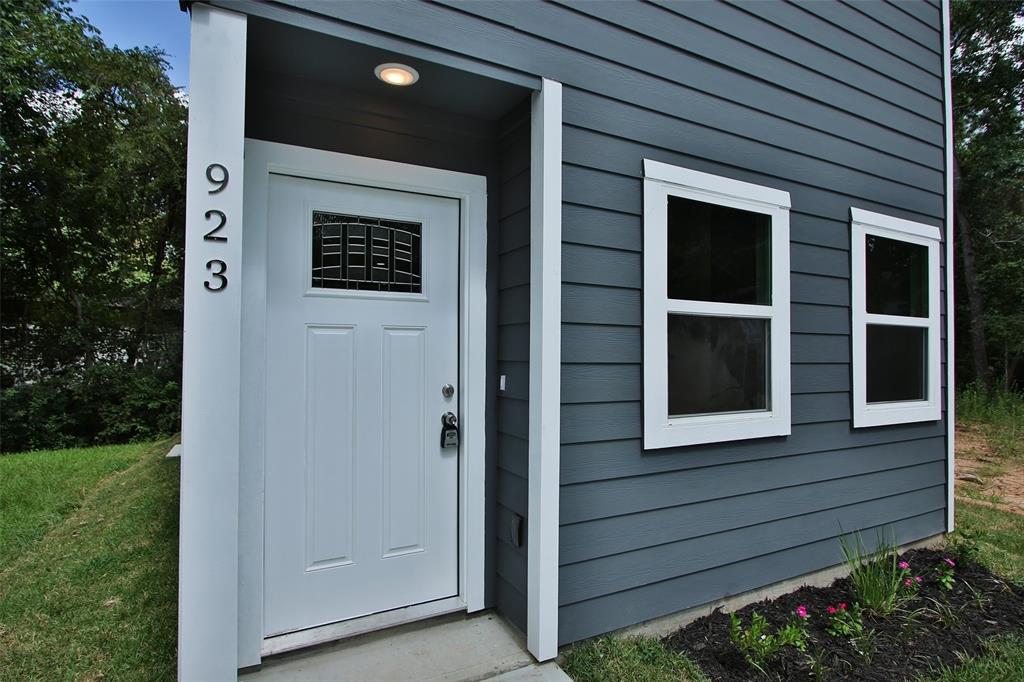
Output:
[[528, 78, 562, 662], [178, 4, 247, 680]]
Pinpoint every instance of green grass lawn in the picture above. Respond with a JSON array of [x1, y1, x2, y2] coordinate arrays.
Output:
[[0, 438, 179, 682]]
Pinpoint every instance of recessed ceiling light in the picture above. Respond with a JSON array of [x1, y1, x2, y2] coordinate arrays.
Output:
[[374, 63, 419, 86]]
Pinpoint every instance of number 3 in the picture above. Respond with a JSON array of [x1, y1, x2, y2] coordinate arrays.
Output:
[[204, 259, 227, 291]]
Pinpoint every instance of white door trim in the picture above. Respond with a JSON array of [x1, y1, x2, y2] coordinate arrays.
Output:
[[527, 78, 562, 662], [239, 140, 488, 666], [941, 0, 956, 533]]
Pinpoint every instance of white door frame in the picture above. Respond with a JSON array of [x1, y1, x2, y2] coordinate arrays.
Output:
[[238, 140, 488, 665]]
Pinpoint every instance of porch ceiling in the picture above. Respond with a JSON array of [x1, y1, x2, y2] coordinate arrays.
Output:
[[247, 17, 530, 123]]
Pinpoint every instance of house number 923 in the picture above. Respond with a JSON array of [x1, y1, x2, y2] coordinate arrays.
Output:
[[203, 163, 229, 292]]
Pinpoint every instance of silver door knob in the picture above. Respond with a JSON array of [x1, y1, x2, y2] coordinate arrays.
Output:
[[442, 384, 455, 398]]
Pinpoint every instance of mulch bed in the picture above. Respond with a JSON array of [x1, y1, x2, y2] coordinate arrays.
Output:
[[663, 549, 1024, 681]]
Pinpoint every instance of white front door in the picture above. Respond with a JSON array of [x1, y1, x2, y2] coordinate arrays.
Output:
[[263, 173, 460, 637]]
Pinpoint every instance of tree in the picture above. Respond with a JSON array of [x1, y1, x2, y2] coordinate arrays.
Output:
[[951, 0, 1024, 390], [1, 0, 187, 449]]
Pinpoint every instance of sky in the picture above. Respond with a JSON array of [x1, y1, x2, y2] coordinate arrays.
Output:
[[71, 0, 191, 90]]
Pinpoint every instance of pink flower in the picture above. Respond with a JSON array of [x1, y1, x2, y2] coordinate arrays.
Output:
[[899, 561, 910, 570], [915, 576, 922, 583], [827, 606, 836, 614], [838, 603, 847, 610], [904, 578, 914, 587], [944, 558, 956, 567], [795, 605, 809, 619]]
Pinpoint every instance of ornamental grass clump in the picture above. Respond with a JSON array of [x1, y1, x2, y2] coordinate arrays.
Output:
[[839, 531, 910, 615]]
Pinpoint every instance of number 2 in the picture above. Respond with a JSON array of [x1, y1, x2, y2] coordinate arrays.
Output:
[[204, 259, 227, 291], [203, 210, 227, 241]]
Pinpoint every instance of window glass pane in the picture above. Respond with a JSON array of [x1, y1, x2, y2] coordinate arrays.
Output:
[[667, 196, 771, 305], [667, 314, 769, 417], [866, 325, 927, 403], [312, 211, 422, 293], [866, 234, 928, 317]]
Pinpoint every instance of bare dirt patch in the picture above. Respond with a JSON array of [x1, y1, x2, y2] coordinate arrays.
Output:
[[955, 423, 1024, 515]]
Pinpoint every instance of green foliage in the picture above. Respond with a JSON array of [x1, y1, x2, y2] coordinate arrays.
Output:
[[1, 363, 180, 451], [951, 1, 1024, 389], [0, 0, 186, 448], [840, 531, 912, 616], [920, 635, 1024, 682], [949, 501, 1024, 583], [0, 439, 180, 680], [728, 611, 809, 676], [562, 636, 709, 682]]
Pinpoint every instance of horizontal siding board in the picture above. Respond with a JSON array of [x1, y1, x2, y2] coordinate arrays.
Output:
[[496, 433, 528, 479], [791, 215, 850, 251], [497, 396, 529, 440], [559, 420, 946, 485], [496, 468, 528, 517], [561, 364, 641, 404], [636, 0, 942, 99], [562, 243, 641, 289], [562, 284, 641, 326], [563, 95, 942, 201], [841, 0, 941, 51], [695, 1, 943, 96], [792, 243, 850, 278], [792, 304, 850, 335], [560, 436, 943, 523], [792, 392, 851, 424], [498, 208, 529, 254], [792, 333, 850, 363], [792, 273, 850, 306], [557, 511, 944, 644], [498, 246, 530, 289], [889, 0, 942, 30], [792, 0, 942, 69], [498, 324, 529, 362], [562, 203, 640, 252], [496, 537, 527, 594], [560, 464, 945, 564], [562, 401, 641, 444], [559, 486, 945, 604], [792, 363, 851, 394], [561, 324, 641, 364], [498, 284, 530, 325], [562, 128, 943, 222], [495, 576, 527, 633], [499, 170, 530, 218], [557, 0, 942, 118]]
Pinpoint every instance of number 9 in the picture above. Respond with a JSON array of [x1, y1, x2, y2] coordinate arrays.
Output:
[[206, 163, 229, 194]]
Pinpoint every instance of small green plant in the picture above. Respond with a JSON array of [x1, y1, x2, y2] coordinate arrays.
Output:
[[936, 556, 957, 591], [728, 608, 809, 675], [824, 602, 863, 638], [839, 530, 912, 615], [949, 527, 982, 565]]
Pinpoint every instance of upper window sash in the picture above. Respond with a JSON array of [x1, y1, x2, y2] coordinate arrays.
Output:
[[851, 208, 942, 428], [643, 161, 791, 449]]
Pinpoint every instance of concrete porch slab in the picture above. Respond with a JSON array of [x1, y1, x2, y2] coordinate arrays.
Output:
[[241, 611, 537, 682], [484, 663, 572, 682]]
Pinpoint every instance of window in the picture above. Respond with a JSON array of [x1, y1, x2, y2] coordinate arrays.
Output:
[[851, 208, 941, 427], [643, 160, 791, 449], [312, 211, 422, 293]]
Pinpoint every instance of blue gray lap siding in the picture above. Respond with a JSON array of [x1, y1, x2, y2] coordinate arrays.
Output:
[[254, 0, 949, 647]]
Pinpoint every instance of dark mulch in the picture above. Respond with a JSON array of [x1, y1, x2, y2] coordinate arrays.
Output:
[[663, 549, 1024, 681]]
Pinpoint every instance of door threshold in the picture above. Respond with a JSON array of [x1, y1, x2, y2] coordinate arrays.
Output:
[[261, 596, 466, 657]]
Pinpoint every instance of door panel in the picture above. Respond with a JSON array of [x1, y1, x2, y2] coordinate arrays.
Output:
[[264, 174, 460, 636]]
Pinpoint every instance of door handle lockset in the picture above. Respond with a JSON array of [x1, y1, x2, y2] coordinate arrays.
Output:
[[440, 412, 460, 448]]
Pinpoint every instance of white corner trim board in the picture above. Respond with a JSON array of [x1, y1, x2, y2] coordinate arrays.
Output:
[[178, 4, 246, 680], [528, 78, 562, 662], [942, 0, 956, 532], [642, 160, 791, 449], [850, 208, 943, 429]]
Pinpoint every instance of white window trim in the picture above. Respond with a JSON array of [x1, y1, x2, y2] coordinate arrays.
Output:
[[642, 160, 792, 449], [851, 207, 942, 428]]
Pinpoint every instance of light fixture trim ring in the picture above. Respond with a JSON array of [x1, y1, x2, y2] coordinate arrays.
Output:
[[374, 62, 420, 86]]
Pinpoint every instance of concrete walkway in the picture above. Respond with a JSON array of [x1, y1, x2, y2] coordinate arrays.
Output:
[[242, 611, 571, 682]]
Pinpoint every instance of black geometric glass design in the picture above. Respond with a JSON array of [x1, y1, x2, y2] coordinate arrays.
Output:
[[312, 211, 422, 293]]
